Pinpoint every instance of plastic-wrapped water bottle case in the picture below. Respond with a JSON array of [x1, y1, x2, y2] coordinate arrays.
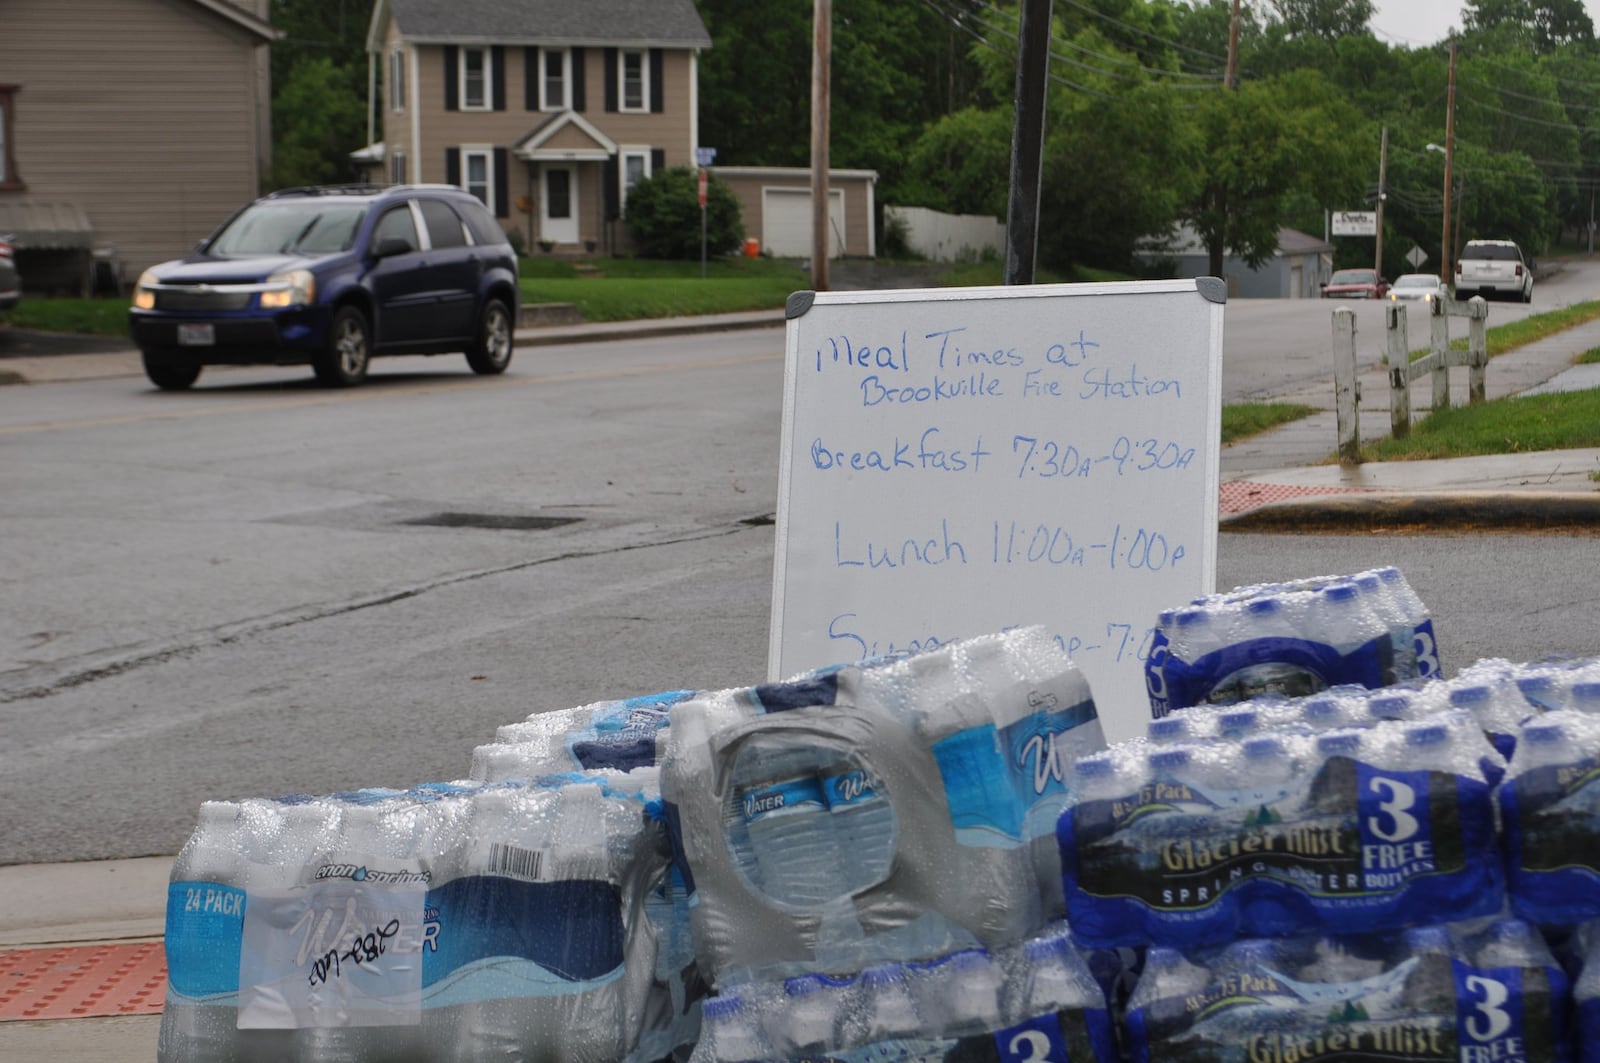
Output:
[[158, 568, 1600, 1061]]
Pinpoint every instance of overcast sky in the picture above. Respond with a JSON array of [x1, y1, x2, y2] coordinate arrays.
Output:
[[1367, 0, 1600, 47]]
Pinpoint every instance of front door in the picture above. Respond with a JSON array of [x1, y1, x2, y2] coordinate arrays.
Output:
[[541, 167, 579, 246]]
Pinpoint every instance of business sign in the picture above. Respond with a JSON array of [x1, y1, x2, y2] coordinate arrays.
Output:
[[695, 147, 717, 167], [1332, 211, 1378, 236]]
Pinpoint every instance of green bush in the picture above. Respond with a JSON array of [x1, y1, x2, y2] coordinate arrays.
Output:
[[624, 167, 744, 259]]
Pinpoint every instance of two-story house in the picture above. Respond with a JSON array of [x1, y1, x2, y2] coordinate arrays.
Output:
[[0, 0, 277, 292], [362, 0, 711, 255]]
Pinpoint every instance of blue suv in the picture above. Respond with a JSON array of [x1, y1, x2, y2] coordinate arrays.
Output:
[[129, 184, 520, 389]]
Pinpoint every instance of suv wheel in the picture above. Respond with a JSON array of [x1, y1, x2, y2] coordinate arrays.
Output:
[[142, 349, 201, 391], [315, 305, 371, 387], [466, 298, 514, 375]]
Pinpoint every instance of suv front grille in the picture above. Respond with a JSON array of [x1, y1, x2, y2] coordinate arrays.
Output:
[[155, 288, 254, 312]]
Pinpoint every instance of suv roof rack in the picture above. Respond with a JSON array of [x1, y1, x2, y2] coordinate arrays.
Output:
[[263, 184, 390, 199]]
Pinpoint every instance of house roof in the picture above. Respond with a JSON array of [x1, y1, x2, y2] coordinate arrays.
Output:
[[188, 0, 280, 43], [1140, 224, 1334, 258], [512, 112, 618, 161], [373, 0, 711, 49]]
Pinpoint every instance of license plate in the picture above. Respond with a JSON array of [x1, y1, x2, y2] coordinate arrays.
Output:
[[177, 323, 215, 347]]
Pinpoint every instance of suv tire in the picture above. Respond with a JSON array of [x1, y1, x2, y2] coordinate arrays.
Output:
[[466, 298, 514, 375], [142, 349, 201, 391], [315, 305, 371, 387]]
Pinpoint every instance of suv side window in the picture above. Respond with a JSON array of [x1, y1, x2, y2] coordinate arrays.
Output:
[[452, 197, 507, 247], [372, 205, 421, 253], [418, 198, 468, 249]]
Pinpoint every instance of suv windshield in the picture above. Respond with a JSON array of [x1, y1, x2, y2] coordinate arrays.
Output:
[[208, 201, 368, 256]]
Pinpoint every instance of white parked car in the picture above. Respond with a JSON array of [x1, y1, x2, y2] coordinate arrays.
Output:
[[1456, 239, 1533, 303], [1387, 273, 1451, 305]]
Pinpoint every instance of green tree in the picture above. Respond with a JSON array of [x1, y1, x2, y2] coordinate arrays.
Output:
[[1465, 0, 1596, 53], [271, 57, 367, 189], [268, 0, 370, 189], [623, 167, 744, 258], [1266, 0, 1375, 40], [1181, 71, 1368, 277]]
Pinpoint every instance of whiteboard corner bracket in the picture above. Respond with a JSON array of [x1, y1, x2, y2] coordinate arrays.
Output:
[[786, 291, 817, 319], [1196, 277, 1227, 304]]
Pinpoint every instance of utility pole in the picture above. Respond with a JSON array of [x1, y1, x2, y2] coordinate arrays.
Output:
[[1375, 125, 1387, 285], [810, 0, 831, 292], [1441, 42, 1457, 285], [1003, 0, 1052, 285], [1225, 0, 1241, 90]]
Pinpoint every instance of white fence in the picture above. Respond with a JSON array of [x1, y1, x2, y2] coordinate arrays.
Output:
[[1331, 297, 1490, 463], [883, 205, 1005, 262]]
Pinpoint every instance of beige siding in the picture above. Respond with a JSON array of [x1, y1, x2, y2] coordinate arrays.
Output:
[[715, 170, 877, 258], [1, 0, 271, 277], [408, 43, 698, 246]]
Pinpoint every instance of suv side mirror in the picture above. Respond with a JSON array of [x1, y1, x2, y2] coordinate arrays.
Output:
[[374, 237, 414, 259]]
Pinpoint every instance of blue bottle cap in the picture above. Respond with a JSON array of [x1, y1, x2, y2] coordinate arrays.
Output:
[[1246, 596, 1281, 615], [1449, 685, 1492, 707], [784, 974, 825, 998], [1243, 737, 1285, 759], [1074, 754, 1116, 778], [1149, 748, 1191, 772], [1219, 709, 1258, 732], [1523, 722, 1566, 744], [1317, 731, 1362, 755], [1322, 583, 1358, 602], [1302, 697, 1340, 721], [861, 964, 906, 987], [704, 994, 745, 1019], [1405, 723, 1449, 747], [1572, 681, 1600, 703], [1367, 694, 1412, 718], [1149, 717, 1187, 739], [1176, 608, 1208, 627]]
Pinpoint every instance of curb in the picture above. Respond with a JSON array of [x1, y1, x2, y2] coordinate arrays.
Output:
[[513, 313, 783, 347], [1220, 490, 1600, 531]]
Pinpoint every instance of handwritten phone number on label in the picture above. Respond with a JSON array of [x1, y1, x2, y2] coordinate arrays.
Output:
[[824, 614, 1160, 666]]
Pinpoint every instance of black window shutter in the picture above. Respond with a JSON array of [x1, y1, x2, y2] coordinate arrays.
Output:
[[446, 147, 460, 187], [650, 49, 664, 113], [444, 46, 458, 110], [603, 48, 617, 112], [524, 47, 538, 110], [651, 148, 665, 174], [492, 46, 506, 110], [571, 48, 586, 111], [494, 148, 509, 218], [604, 155, 620, 220]]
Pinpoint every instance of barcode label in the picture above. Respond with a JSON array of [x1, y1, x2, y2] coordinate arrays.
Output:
[[488, 842, 545, 880]]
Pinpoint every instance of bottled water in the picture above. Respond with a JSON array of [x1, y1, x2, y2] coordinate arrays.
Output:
[[771, 973, 845, 1056], [1310, 580, 1392, 689], [853, 963, 921, 1044], [821, 761, 895, 894], [698, 993, 770, 1063], [1355, 570, 1414, 681], [734, 742, 844, 907]]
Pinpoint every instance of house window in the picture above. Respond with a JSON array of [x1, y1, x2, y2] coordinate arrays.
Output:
[[460, 47, 491, 110], [0, 86, 19, 188], [462, 148, 493, 206], [620, 50, 648, 112], [540, 48, 568, 110], [620, 148, 651, 212], [389, 149, 406, 186], [390, 49, 406, 113]]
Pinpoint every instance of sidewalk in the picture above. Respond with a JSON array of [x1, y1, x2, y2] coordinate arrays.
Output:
[[3, 302, 1599, 1056]]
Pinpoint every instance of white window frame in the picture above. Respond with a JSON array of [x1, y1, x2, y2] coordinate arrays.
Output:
[[389, 149, 406, 186], [389, 48, 406, 113], [461, 146, 494, 207], [459, 46, 492, 111], [619, 49, 649, 113], [619, 147, 652, 213], [539, 47, 569, 111]]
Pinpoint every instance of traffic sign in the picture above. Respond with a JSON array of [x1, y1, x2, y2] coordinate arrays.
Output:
[[695, 147, 717, 167], [1406, 245, 1428, 268]]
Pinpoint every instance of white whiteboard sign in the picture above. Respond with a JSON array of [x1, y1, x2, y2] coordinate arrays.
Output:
[[767, 279, 1224, 745]]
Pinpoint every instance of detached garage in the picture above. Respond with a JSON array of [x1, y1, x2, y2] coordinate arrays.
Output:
[[709, 167, 877, 259]]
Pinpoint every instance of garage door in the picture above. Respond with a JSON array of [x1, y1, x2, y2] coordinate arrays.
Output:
[[763, 187, 846, 258]]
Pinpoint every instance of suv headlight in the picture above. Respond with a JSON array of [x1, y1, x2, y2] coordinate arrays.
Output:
[[132, 270, 159, 310], [259, 269, 315, 309]]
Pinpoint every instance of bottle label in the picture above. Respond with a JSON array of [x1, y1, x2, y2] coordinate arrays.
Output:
[[821, 767, 878, 809], [1060, 756, 1498, 948], [1501, 753, 1600, 923], [1164, 635, 1391, 711], [1126, 945, 1568, 1063], [165, 881, 247, 998], [739, 775, 827, 824], [233, 874, 627, 1027]]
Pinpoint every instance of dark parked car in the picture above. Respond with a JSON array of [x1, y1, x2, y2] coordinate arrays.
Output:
[[0, 233, 19, 312], [129, 184, 520, 390], [1320, 268, 1389, 299]]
